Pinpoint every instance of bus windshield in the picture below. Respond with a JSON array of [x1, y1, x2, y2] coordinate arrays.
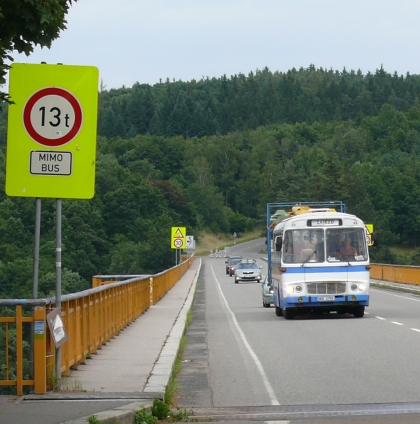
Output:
[[282, 228, 367, 264]]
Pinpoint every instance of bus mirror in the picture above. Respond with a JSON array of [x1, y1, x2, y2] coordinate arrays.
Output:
[[275, 236, 282, 251]]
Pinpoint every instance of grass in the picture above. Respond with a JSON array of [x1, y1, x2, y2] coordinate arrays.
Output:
[[195, 229, 263, 256]]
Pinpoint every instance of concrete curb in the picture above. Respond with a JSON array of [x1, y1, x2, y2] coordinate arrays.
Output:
[[145, 258, 202, 393], [60, 258, 202, 424]]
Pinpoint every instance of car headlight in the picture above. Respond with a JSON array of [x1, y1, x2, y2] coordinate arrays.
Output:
[[295, 285, 302, 293], [358, 283, 366, 292], [269, 289, 274, 294]]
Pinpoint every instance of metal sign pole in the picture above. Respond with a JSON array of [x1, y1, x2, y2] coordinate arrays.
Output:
[[31, 198, 41, 380], [33, 198, 41, 299], [55, 199, 62, 388]]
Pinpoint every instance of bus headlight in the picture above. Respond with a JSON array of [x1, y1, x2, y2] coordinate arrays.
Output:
[[350, 283, 366, 292], [285, 286, 295, 294], [285, 285, 302, 294]]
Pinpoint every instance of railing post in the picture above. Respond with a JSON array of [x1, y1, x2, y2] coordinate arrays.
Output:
[[33, 306, 47, 394], [16, 305, 23, 395]]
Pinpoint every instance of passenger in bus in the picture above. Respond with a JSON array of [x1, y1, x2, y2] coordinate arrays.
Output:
[[340, 236, 357, 256]]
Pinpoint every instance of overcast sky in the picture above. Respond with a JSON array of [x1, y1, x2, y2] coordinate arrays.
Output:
[[5, 0, 420, 90]]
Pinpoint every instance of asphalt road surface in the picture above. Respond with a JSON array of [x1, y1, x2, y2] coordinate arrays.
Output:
[[176, 238, 420, 423]]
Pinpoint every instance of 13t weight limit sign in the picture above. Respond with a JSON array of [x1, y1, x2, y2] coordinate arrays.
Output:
[[6, 63, 99, 199], [24, 87, 82, 147]]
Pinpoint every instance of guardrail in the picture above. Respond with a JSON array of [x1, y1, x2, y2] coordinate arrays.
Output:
[[0, 254, 195, 395], [370, 263, 420, 286]]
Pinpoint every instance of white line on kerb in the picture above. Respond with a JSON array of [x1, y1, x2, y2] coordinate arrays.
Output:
[[211, 266, 280, 406], [265, 421, 290, 424]]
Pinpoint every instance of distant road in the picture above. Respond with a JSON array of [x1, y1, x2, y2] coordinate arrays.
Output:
[[176, 238, 420, 422]]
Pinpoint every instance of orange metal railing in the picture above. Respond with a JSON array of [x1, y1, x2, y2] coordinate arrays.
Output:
[[370, 263, 420, 286], [0, 254, 195, 395]]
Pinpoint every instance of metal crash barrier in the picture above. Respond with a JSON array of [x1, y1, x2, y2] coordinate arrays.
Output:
[[0, 254, 194, 395], [370, 263, 420, 286]]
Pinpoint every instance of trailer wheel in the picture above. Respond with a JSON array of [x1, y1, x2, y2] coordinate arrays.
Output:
[[275, 306, 282, 316], [353, 306, 365, 318]]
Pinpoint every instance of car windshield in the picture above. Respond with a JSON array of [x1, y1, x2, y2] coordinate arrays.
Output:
[[231, 259, 241, 265], [238, 262, 258, 269]]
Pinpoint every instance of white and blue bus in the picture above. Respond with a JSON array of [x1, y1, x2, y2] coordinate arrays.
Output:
[[268, 204, 370, 319]]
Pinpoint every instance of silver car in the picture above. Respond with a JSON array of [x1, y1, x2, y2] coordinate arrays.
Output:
[[234, 260, 262, 283], [261, 274, 274, 307]]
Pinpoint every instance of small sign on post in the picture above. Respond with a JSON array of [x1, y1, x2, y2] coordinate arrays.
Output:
[[186, 235, 195, 250], [46, 308, 68, 348], [171, 227, 186, 249]]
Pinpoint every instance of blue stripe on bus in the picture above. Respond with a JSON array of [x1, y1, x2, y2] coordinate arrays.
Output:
[[277, 266, 368, 274], [283, 294, 369, 307]]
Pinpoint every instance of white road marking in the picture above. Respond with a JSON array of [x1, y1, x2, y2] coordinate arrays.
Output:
[[411, 328, 420, 333], [211, 265, 280, 406], [376, 316, 386, 320], [391, 321, 404, 326], [265, 421, 290, 424]]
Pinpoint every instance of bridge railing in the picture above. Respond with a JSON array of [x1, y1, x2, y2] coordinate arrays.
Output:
[[370, 263, 420, 286], [0, 254, 195, 395]]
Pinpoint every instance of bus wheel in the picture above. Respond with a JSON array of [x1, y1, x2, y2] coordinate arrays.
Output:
[[275, 306, 282, 316], [283, 308, 295, 320], [353, 306, 365, 318]]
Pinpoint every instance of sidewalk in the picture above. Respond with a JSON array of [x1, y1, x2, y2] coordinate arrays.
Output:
[[0, 258, 201, 424]]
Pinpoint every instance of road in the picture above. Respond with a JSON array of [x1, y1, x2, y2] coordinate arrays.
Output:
[[176, 238, 420, 422]]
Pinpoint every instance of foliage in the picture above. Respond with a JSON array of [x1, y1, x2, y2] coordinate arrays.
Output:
[[151, 398, 171, 420], [0, 0, 76, 102], [135, 408, 158, 424], [0, 65, 419, 299], [95, 66, 420, 140]]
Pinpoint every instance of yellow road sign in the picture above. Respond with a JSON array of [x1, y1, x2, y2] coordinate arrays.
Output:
[[6, 63, 99, 199], [365, 224, 374, 246], [171, 227, 186, 249]]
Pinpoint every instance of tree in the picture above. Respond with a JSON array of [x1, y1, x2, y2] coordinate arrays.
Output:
[[0, 0, 76, 102]]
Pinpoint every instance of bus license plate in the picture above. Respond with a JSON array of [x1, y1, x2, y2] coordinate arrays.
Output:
[[318, 296, 335, 301]]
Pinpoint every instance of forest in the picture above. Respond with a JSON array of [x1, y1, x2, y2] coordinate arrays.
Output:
[[0, 64, 420, 299]]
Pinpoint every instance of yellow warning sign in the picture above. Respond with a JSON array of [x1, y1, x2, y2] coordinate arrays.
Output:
[[171, 227, 186, 249], [365, 224, 374, 246]]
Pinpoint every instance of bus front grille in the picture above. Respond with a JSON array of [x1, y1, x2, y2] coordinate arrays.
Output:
[[307, 282, 346, 294]]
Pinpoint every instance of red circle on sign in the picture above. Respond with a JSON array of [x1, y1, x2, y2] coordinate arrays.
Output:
[[23, 87, 83, 147]]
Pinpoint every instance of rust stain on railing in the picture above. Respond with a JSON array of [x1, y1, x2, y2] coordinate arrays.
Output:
[[0, 254, 195, 395]]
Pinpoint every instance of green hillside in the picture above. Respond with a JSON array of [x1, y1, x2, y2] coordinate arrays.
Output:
[[0, 65, 419, 297]]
